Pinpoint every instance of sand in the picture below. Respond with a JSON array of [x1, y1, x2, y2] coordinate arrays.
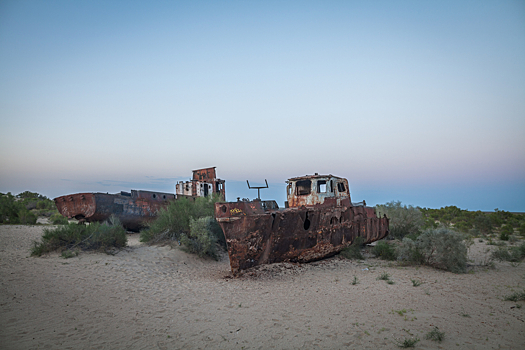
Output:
[[1, 225, 524, 349]]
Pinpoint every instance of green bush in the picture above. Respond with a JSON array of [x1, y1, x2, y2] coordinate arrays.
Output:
[[140, 195, 222, 243], [373, 240, 397, 260], [397, 227, 467, 273], [491, 242, 525, 263], [375, 201, 424, 240], [31, 216, 127, 256], [1, 191, 57, 224], [474, 214, 493, 234], [180, 216, 224, 260], [50, 212, 69, 225], [503, 290, 525, 302], [0, 193, 23, 223], [18, 209, 37, 225], [500, 225, 513, 241], [519, 223, 525, 237], [340, 237, 365, 260], [396, 237, 425, 265]]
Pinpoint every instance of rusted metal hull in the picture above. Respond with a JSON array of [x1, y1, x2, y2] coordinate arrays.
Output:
[[215, 200, 389, 273], [54, 192, 174, 231]]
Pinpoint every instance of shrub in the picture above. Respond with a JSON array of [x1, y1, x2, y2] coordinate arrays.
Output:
[[375, 201, 424, 240], [0, 193, 23, 223], [396, 237, 425, 265], [519, 223, 525, 237], [500, 225, 513, 241], [18, 209, 37, 225], [140, 195, 221, 243], [179, 216, 224, 260], [340, 237, 365, 260], [373, 240, 397, 260], [1, 191, 56, 224], [397, 227, 467, 273], [50, 212, 69, 225], [491, 242, 525, 263], [31, 216, 127, 256]]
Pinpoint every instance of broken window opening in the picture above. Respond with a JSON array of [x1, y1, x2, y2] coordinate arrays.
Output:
[[152, 194, 157, 199], [330, 180, 334, 193], [295, 180, 311, 196], [317, 180, 327, 193], [337, 182, 346, 192]]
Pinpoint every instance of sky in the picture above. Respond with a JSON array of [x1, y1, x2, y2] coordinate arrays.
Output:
[[1, 0, 524, 211]]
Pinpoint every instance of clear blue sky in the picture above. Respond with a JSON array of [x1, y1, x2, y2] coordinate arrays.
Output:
[[1, 0, 524, 211]]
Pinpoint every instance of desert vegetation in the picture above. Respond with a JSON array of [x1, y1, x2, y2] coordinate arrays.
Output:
[[140, 194, 226, 260], [342, 201, 525, 273], [1, 191, 58, 225], [31, 215, 127, 257]]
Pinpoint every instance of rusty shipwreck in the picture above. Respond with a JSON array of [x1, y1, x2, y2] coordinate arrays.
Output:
[[54, 167, 225, 231], [215, 173, 389, 273]]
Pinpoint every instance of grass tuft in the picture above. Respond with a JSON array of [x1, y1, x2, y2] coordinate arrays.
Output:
[[425, 327, 445, 342], [377, 272, 390, 281], [394, 337, 420, 348], [31, 216, 127, 256], [411, 279, 422, 287], [503, 290, 525, 302]]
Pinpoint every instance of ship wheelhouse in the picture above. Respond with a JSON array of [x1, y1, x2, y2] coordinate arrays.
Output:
[[285, 174, 351, 208]]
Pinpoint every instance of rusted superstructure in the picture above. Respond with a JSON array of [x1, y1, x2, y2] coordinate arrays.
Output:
[[215, 174, 389, 273], [55, 167, 224, 231], [175, 167, 225, 199]]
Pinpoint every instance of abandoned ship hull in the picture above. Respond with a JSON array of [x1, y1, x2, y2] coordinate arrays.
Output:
[[54, 192, 174, 231], [215, 201, 389, 273]]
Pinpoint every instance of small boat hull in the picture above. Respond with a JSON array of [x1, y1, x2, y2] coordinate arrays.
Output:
[[54, 191, 174, 231]]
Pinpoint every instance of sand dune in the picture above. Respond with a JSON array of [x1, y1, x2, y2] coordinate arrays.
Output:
[[1, 225, 524, 349]]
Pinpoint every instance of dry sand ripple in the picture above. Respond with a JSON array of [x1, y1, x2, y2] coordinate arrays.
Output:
[[1, 225, 524, 349]]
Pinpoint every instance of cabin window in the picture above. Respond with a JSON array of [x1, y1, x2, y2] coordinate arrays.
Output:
[[152, 193, 157, 199], [330, 180, 334, 193], [337, 182, 346, 192], [317, 180, 327, 193], [287, 185, 292, 195], [295, 180, 311, 195], [162, 195, 167, 200]]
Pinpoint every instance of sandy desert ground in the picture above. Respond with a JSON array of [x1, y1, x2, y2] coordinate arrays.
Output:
[[1, 225, 524, 350]]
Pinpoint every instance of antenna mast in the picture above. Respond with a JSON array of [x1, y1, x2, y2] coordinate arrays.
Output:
[[246, 179, 268, 200]]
